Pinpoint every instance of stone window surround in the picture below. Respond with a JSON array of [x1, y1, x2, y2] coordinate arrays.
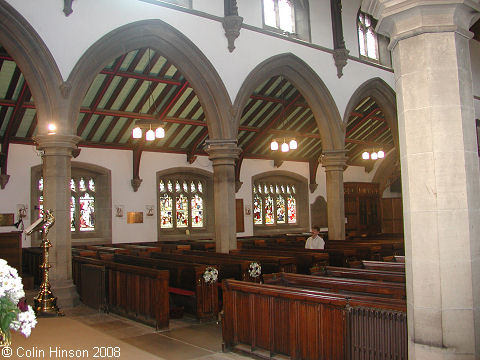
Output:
[[156, 167, 214, 241], [31, 162, 112, 246], [357, 10, 392, 67], [252, 170, 309, 236]]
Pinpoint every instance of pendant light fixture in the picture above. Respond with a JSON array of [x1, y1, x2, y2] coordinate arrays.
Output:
[[132, 47, 166, 141], [270, 76, 297, 152], [362, 149, 385, 160]]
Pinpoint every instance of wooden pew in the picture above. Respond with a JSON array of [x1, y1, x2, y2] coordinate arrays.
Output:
[[263, 272, 406, 299], [72, 255, 169, 329], [229, 248, 328, 274], [313, 266, 406, 283], [361, 260, 405, 272], [180, 249, 297, 274], [222, 279, 407, 360], [113, 253, 218, 321]]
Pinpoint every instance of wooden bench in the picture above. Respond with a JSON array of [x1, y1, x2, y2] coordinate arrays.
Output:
[[180, 249, 297, 274], [113, 253, 218, 321], [361, 260, 405, 272], [72, 255, 169, 329], [222, 279, 406, 360], [263, 272, 406, 300], [229, 248, 328, 274], [313, 266, 406, 283]]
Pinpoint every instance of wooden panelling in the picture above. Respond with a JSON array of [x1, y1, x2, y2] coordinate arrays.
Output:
[[381, 197, 404, 233], [0, 231, 22, 274], [236, 199, 244, 233]]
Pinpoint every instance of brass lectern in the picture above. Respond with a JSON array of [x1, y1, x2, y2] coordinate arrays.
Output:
[[25, 209, 63, 316]]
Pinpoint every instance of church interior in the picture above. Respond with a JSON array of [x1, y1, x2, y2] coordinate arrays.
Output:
[[0, 0, 479, 359]]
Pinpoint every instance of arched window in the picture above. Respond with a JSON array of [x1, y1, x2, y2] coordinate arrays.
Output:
[[31, 163, 112, 245], [157, 168, 213, 240], [262, 0, 311, 41], [252, 172, 308, 235], [358, 11, 378, 60], [357, 10, 392, 67]]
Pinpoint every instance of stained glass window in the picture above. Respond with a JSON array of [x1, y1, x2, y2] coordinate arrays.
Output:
[[79, 178, 86, 191], [276, 195, 286, 224], [287, 195, 296, 224], [160, 193, 173, 228], [253, 194, 263, 225], [253, 181, 297, 227], [159, 176, 207, 232], [265, 195, 274, 225], [176, 194, 188, 228], [38, 176, 96, 233], [70, 196, 76, 231], [79, 192, 95, 231], [191, 194, 203, 227], [38, 178, 43, 191], [159, 180, 165, 192]]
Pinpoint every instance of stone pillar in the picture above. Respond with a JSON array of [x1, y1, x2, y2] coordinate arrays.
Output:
[[205, 139, 241, 253], [362, 1, 480, 358], [34, 134, 81, 308], [321, 150, 347, 241]]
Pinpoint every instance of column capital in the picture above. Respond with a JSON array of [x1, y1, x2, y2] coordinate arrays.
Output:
[[34, 134, 81, 156], [321, 150, 348, 171], [204, 139, 242, 166], [361, 0, 480, 49]]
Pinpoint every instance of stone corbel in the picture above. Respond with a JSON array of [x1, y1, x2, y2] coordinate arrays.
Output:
[[0, 150, 8, 189], [0, 174, 10, 190], [63, 0, 73, 16], [309, 159, 319, 193], [333, 48, 350, 78], [273, 158, 283, 168], [187, 152, 197, 164], [223, 15, 243, 52], [131, 147, 143, 192], [235, 180, 243, 193], [234, 156, 243, 193]]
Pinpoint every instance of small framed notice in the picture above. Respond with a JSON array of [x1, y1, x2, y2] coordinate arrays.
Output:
[[0, 213, 14, 226], [127, 212, 143, 224]]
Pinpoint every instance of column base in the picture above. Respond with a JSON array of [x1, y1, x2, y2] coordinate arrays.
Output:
[[411, 342, 476, 360], [49, 279, 80, 309]]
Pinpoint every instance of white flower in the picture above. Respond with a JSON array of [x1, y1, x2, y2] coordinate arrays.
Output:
[[203, 267, 218, 284], [248, 262, 261, 278], [17, 306, 37, 337]]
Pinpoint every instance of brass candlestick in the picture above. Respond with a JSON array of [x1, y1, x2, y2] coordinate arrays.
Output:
[[26, 209, 63, 316]]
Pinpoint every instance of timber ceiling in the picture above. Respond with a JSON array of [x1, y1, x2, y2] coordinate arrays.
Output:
[[0, 46, 394, 168]]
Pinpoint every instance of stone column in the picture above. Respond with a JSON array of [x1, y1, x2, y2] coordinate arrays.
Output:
[[362, 1, 480, 358], [34, 134, 81, 308], [321, 150, 347, 241], [205, 139, 241, 253]]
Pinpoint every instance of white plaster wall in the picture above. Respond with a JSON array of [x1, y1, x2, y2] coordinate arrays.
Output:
[[0, 144, 42, 247], [5, 0, 394, 117], [309, 0, 333, 49], [342, 0, 362, 58], [471, 39, 480, 119], [1, 144, 379, 243], [193, 0, 223, 17]]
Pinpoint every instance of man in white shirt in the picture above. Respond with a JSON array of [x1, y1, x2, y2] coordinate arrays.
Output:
[[305, 225, 325, 249]]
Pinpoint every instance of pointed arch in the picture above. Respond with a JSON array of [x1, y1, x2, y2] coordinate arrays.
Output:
[[67, 19, 233, 140], [0, 0, 64, 132], [233, 53, 344, 152], [343, 77, 398, 151]]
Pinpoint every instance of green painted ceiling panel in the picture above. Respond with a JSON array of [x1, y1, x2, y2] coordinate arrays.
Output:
[[15, 108, 35, 138], [0, 62, 16, 99], [82, 74, 106, 107]]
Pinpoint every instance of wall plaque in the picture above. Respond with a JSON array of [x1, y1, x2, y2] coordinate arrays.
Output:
[[127, 212, 143, 224], [0, 213, 14, 226]]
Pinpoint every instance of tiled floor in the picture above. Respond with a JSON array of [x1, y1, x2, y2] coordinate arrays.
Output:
[[9, 298, 251, 360]]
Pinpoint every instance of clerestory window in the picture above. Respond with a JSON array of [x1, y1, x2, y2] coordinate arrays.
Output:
[[357, 10, 392, 67], [262, 0, 311, 41]]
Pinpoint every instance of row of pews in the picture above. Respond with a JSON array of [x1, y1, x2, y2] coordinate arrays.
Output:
[[22, 233, 406, 360]]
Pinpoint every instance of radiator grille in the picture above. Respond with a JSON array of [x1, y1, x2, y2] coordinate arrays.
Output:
[[348, 307, 407, 360]]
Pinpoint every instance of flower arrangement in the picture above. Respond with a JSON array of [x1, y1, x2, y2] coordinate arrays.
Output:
[[0, 259, 37, 344], [203, 266, 219, 285], [248, 262, 261, 278]]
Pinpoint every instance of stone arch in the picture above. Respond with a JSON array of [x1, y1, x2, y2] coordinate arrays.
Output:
[[233, 53, 344, 152], [0, 0, 64, 133], [67, 19, 233, 140], [343, 77, 398, 151]]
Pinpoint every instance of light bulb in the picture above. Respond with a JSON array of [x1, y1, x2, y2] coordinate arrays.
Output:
[[47, 123, 56, 135], [371, 152, 378, 160], [377, 150, 385, 159], [289, 139, 297, 150], [155, 127, 165, 139], [145, 129, 155, 141], [270, 140, 279, 151], [362, 151, 370, 160], [281, 142, 289, 152], [132, 127, 142, 139]]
